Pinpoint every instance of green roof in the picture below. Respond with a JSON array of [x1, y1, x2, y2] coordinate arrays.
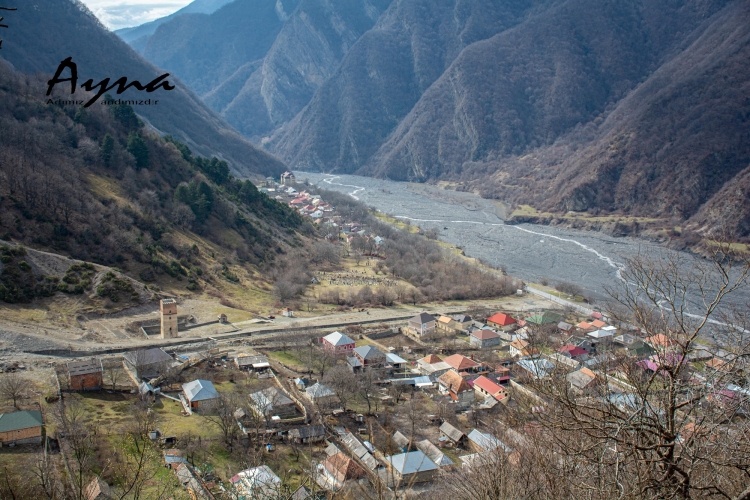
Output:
[[0, 410, 43, 432], [526, 312, 563, 325]]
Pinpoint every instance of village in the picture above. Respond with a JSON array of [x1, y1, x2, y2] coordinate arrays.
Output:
[[0, 285, 745, 499], [0, 172, 746, 499]]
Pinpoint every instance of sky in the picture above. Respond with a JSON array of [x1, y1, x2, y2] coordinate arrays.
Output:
[[79, 0, 193, 31]]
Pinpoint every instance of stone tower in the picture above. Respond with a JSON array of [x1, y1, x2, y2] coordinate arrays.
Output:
[[160, 299, 178, 339]]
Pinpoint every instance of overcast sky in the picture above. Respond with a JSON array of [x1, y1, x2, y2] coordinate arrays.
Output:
[[79, 1, 193, 30]]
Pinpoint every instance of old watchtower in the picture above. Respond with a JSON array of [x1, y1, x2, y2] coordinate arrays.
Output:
[[160, 299, 178, 339]]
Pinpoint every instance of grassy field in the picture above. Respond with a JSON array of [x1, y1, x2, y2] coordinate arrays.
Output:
[[510, 204, 665, 224], [268, 350, 308, 371]]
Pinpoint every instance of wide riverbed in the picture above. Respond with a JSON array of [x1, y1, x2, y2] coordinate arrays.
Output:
[[298, 172, 670, 301]]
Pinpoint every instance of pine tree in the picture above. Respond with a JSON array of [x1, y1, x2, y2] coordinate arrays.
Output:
[[126, 132, 149, 170], [100, 134, 114, 167]]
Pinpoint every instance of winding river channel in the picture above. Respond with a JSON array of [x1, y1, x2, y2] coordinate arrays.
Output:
[[298, 172, 667, 301]]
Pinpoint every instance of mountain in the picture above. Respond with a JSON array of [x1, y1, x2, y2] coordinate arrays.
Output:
[[115, 0, 234, 44], [363, 0, 750, 229], [129, 0, 391, 141], [140, 0, 299, 98], [1, 0, 286, 179], [0, 59, 311, 310], [270, 0, 542, 172], [206, 0, 392, 140], [122, 0, 750, 235]]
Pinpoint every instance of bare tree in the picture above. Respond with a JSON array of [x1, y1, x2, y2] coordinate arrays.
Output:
[[323, 364, 359, 411], [0, 372, 25, 408], [56, 397, 97, 500], [203, 391, 240, 448], [526, 244, 750, 500]]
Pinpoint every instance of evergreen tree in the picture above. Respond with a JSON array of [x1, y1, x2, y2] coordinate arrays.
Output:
[[100, 134, 114, 167], [127, 132, 149, 170]]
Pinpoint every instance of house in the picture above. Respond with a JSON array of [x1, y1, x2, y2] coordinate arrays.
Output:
[[385, 450, 438, 484], [407, 312, 437, 337], [576, 321, 594, 332], [645, 334, 676, 349], [516, 358, 555, 379], [288, 424, 326, 444], [587, 328, 615, 341], [416, 439, 453, 467], [230, 465, 282, 500], [385, 353, 408, 371], [353, 345, 386, 367], [235, 355, 271, 371], [339, 431, 379, 470], [566, 367, 600, 394], [436, 315, 454, 333], [557, 321, 574, 334], [123, 347, 173, 380], [85, 477, 112, 500], [469, 329, 501, 348], [509, 339, 538, 357], [163, 449, 188, 469], [320, 331, 356, 354], [437, 370, 474, 408], [614, 334, 637, 345], [526, 312, 563, 325], [439, 421, 466, 446], [250, 387, 297, 419], [280, 171, 295, 185], [0, 410, 43, 445], [472, 375, 508, 403], [493, 366, 511, 384], [282, 308, 294, 317], [442, 354, 481, 376], [467, 429, 510, 453], [590, 319, 607, 329], [417, 354, 452, 380], [305, 383, 338, 410], [323, 452, 365, 486], [557, 344, 589, 360], [67, 358, 104, 391], [347, 356, 363, 372], [486, 313, 517, 331], [174, 462, 211, 499], [182, 379, 219, 409]]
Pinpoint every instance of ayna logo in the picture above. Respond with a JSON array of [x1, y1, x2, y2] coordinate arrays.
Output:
[[46, 57, 176, 108]]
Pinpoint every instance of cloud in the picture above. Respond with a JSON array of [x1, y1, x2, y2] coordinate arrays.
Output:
[[78, 1, 192, 30]]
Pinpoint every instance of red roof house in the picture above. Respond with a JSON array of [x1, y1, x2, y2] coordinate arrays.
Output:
[[558, 344, 589, 358], [473, 375, 508, 402], [486, 313, 518, 330]]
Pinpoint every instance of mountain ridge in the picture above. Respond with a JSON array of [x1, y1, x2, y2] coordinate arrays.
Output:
[[1, 0, 285, 179]]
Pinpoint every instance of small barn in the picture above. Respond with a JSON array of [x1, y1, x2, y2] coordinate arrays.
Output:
[[0, 410, 43, 446], [67, 358, 103, 391]]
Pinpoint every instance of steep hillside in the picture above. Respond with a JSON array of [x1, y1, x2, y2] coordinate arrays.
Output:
[[355, 0, 750, 235], [140, 0, 299, 97], [270, 0, 541, 172], [207, 0, 392, 140], [0, 60, 313, 310], [1, 0, 285, 178], [361, 0, 732, 180], [115, 0, 234, 44]]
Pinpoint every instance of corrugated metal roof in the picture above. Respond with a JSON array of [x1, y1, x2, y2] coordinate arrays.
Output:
[[386, 450, 438, 474], [0, 410, 42, 433], [182, 379, 218, 402], [322, 331, 355, 346], [416, 439, 453, 467]]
